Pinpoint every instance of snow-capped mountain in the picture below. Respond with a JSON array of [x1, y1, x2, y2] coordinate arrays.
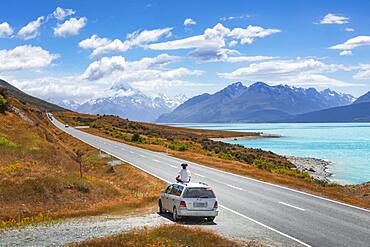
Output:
[[72, 84, 187, 122], [157, 82, 356, 123]]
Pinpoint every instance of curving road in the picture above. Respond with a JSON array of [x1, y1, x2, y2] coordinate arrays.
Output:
[[49, 114, 370, 247]]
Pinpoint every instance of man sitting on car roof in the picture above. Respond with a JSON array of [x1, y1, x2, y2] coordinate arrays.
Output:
[[176, 163, 191, 183]]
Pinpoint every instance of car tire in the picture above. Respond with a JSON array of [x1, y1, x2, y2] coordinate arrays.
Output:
[[159, 199, 165, 214], [207, 217, 215, 222], [173, 207, 180, 222]]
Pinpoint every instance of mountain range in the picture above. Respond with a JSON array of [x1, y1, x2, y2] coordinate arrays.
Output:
[[54, 83, 187, 122], [157, 82, 358, 123]]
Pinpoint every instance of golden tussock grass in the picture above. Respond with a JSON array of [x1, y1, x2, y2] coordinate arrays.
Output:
[[69, 224, 261, 247]]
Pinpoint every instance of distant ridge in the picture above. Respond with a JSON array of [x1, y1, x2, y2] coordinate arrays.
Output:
[[157, 82, 355, 123], [0, 79, 66, 112], [353, 91, 370, 104]]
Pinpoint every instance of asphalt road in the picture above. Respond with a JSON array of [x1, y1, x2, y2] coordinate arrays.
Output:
[[49, 115, 370, 247]]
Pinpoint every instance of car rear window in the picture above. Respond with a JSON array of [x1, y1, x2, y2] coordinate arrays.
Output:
[[183, 187, 216, 198]]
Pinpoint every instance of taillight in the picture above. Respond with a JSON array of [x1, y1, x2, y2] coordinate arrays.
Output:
[[213, 201, 218, 209], [179, 201, 187, 207]]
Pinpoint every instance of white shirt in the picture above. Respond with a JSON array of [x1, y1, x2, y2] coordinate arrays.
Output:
[[179, 168, 191, 183]]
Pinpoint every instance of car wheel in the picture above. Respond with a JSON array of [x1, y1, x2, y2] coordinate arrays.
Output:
[[207, 217, 215, 222], [173, 207, 179, 222], [158, 199, 165, 214]]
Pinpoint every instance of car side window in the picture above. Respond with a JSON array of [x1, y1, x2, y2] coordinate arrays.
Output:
[[165, 185, 172, 194], [169, 185, 178, 195], [177, 185, 184, 196]]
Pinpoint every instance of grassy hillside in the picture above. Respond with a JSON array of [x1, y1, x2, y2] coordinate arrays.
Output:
[[0, 79, 66, 112], [56, 112, 370, 209], [0, 93, 164, 228]]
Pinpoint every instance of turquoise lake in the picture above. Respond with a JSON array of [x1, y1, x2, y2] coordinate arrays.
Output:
[[175, 123, 370, 184]]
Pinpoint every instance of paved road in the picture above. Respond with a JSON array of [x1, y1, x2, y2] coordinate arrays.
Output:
[[50, 115, 370, 247]]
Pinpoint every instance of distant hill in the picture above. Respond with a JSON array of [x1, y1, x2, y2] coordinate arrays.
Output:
[[353, 91, 370, 104], [157, 82, 355, 123], [284, 102, 370, 122], [0, 79, 66, 112]]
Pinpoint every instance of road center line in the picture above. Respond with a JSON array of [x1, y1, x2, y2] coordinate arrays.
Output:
[[129, 151, 134, 154], [226, 184, 243, 191], [279, 202, 306, 211], [139, 154, 145, 158], [153, 159, 160, 162], [170, 165, 177, 169], [220, 205, 311, 247], [194, 173, 205, 178]]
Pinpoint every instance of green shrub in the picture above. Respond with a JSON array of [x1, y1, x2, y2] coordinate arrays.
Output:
[[0, 95, 7, 113], [0, 135, 19, 148], [130, 133, 142, 142]]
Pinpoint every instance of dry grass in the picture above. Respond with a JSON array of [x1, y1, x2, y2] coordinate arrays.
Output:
[[0, 99, 165, 229], [70, 224, 260, 247], [55, 111, 370, 209]]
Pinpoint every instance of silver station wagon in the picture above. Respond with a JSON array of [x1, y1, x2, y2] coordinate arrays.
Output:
[[159, 182, 219, 222]]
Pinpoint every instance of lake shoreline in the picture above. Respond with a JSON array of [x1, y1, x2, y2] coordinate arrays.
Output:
[[211, 133, 333, 183], [287, 156, 333, 183]]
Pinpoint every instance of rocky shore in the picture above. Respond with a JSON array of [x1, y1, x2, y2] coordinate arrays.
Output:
[[287, 156, 333, 183], [210, 133, 281, 142]]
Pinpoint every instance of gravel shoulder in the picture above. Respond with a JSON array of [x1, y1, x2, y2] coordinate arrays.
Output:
[[0, 213, 171, 247]]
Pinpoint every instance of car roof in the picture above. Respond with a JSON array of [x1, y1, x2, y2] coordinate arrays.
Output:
[[171, 182, 211, 188]]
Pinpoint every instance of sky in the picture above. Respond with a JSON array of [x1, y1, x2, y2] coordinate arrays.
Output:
[[1, 0, 370, 104]]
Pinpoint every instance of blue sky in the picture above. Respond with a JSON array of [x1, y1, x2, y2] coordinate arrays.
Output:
[[1, 0, 370, 103]]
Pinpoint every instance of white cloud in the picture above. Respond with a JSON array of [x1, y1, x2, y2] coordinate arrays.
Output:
[[353, 64, 370, 80], [79, 35, 111, 49], [229, 25, 281, 45], [82, 54, 181, 81], [149, 23, 279, 62], [184, 18, 196, 26], [54, 17, 87, 37], [228, 40, 238, 47], [17, 16, 44, 40], [218, 58, 352, 87], [345, 28, 355, 32], [0, 22, 13, 38], [79, 28, 172, 57], [339, 50, 352, 56], [0, 45, 59, 72], [219, 15, 250, 21], [330, 36, 370, 54], [53, 7, 76, 21], [320, 13, 349, 25]]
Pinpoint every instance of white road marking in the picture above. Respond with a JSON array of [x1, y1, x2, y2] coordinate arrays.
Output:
[[226, 184, 243, 191], [170, 165, 177, 169], [279, 202, 306, 211], [195, 173, 205, 178], [153, 159, 160, 162], [129, 151, 134, 154], [122, 148, 125, 151], [140, 154, 145, 158], [220, 205, 311, 247]]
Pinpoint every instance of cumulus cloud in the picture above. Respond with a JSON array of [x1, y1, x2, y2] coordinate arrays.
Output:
[[353, 64, 370, 80], [82, 54, 181, 80], [79, 28, 173, 57], [229, 25, 281, 44], [17, 16, 44, 40], [184, 18, 196, 26], [320, 13, 349, 24], [0, 22, 13, 38], [219, 58, 352, 87], [54, 17, 87, 37], [0, 45, 59, 72], [149, 23, 280, 62], [330, 36, 370, 54], [52, 7, 76, 21]]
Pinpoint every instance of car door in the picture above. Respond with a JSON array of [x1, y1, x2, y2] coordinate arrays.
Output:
[[167, 185, 180, 212], [162, 185, 173, 211]]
